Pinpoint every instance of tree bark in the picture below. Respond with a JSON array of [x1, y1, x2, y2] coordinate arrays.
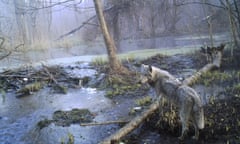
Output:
[[100, 48, 224, 144], [93, 0, 127, 73], [226, 0, 238, 48]]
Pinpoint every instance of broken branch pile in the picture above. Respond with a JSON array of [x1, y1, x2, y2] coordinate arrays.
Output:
[[0, 65, 85, 97]]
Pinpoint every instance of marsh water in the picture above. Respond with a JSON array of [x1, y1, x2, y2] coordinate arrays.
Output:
[[0, 33, 231, 144], [0, 63, 117, 144]]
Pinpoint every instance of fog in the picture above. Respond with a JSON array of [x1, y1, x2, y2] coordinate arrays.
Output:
[[0, 0, 234, 65]]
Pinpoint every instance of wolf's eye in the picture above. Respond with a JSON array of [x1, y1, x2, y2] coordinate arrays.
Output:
[[144, 73, 150, 77]]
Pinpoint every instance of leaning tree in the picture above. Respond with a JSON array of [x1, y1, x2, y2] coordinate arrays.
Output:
[[93, 0, 129, 74]]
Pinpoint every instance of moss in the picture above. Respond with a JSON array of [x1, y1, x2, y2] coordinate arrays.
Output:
[[91, 57, 108, 66], [81, 76, 90, 85], [17, 81, 43, 95], [105, 83, 142, 98], [37, 119, 53, 129], [53, 84, 68, 94], [105, 91, 114, 98], [52, 109, 94, 126], [232, 83, 240, 94], [197, 71, 234, 86], [67, 133, 74, 144], [60, 133, 75, 144], [129, 108, 137, 115], [135, 96, 152, 106], [37, 109, 94, 128]]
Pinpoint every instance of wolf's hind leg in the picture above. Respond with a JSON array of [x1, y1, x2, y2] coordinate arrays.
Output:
[[192, 106, 204, 140], [178, 101, 192, 140], [192, 119, 199, 140]]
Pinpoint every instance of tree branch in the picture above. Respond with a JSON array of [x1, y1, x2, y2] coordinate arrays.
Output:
[[0, 43, 23, 61], [176, 1, 226, 9], [0, 37, 5, 48], [22, 0, 83, 11], [55, 15, 96, 40], [80, 120, 128, 126], [55, 5, 116, 40]]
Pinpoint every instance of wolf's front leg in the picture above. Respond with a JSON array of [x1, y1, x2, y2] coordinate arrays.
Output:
[[178, 114, 188, 140], [157, 94, 164, 117], [192, 122, 199, 140]]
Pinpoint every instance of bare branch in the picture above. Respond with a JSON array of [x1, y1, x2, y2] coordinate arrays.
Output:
[[176, 1, 226, 9], [0, 37, 5, 48], [55, 15, 96, 40], [15, 0, 83, 13], [0, 43, 24, 61], [80, 120, 129, 126], [0, 51, 11, 61], [56, 5, 116, 40]]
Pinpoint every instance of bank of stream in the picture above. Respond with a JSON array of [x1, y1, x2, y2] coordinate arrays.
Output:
[[0, 40, 239, 143]]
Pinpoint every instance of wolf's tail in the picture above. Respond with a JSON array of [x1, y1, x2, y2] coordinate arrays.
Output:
[[192, 93, 204, 129], [196, 107, 204, 129]]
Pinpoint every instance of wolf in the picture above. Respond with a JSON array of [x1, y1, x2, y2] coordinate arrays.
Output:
[[140, 64, 204, 140]]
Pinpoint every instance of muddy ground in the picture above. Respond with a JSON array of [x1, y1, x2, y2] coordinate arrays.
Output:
[[1, 47, 240, 144], [92, 48, 240, 144]]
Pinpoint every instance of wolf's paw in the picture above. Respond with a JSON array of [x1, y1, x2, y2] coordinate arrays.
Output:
[[178, 136, 184, 141], [191, 135, 199, 140]]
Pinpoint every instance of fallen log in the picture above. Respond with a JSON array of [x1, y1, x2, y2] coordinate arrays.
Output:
[[101, 101, 160, 144], [100, 44, 225, 144], [183, 44, 225, 86]]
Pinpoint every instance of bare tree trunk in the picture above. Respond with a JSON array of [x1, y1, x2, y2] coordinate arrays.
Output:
[[207, 17, 214, 47], [93, 0, 128, 73], [233, 0, 240, 39], [14, 0, 28, 44], [14, 0, 37, 45], [226, 0, 238, 48]]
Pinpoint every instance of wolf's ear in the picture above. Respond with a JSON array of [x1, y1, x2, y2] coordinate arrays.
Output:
[[148, 65, 152, 72]]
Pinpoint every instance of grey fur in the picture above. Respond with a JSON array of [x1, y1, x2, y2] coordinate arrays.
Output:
[[140, 64, 204, 140]]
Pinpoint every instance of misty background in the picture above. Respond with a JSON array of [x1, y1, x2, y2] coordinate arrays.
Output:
[[0, 0, 233, 66]]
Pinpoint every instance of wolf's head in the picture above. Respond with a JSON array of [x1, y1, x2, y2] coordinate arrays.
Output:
[[139, 64, 177, 86], [139, 64, 153, 84]]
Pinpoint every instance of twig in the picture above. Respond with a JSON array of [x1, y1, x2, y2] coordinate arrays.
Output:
[[56, 5, 116, 40], [0, 43, 24, 61], [42, 64, 59, 84], [0, 37, 5, 48], [80, 120, 129, 126], [0, 51, 12, 60], [42, 64, 67, 94], [56, 15, 96, 40]]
